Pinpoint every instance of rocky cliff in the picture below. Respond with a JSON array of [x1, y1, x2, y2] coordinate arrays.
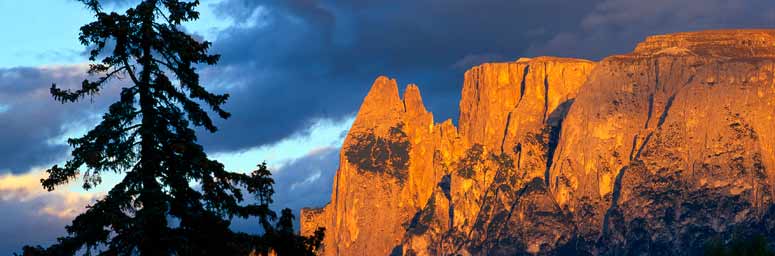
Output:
[[301, 29, 775, 255]]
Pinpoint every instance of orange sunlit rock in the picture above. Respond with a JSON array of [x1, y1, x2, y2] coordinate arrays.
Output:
[[302, 29, 775, 255]]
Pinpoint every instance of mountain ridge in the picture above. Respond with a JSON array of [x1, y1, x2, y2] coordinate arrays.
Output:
[[302, 29, 775, 255]]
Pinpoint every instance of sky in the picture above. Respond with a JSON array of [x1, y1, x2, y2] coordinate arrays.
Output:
[[2, 0, 775, 253]]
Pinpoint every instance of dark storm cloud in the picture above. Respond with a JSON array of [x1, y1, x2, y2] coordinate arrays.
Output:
[[0, 66, 118, 174], [198, 0, 601, 152], [528, 0, 775, 59], [198, 0, 775, 153]]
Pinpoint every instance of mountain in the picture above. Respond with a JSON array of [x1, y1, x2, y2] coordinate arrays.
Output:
[[300, 29, 775, 255]]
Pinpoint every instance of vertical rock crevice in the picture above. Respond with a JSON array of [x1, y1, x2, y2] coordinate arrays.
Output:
[[656, 94, 676, 128], [518, 64, 529, 106], [500, 112, 512, 154], [542, 62, 550, 123]]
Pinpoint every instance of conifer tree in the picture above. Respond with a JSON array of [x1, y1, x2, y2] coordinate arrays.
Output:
[[20, 0, 323, 255]]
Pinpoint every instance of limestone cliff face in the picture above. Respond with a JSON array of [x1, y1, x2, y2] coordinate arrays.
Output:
[[302, 29, 775, 255], [302, 57, 595, 255], [300, 77, 455, 256], [551, 29, 775, 253]]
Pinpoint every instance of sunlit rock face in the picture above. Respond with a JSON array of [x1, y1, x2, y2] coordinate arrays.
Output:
[[552, 29, 775, 254], [300, 77, 452, 256], [302, 29, 775, 255]]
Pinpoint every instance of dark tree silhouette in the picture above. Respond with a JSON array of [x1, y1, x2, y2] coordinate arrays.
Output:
[[19, 0, 323, 255]]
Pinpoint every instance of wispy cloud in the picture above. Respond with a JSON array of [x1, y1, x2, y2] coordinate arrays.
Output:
[[229, 145, 341, 233], [212, 116, 353, 173]]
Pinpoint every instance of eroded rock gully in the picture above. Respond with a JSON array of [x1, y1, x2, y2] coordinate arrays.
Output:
[[301, 30, 775, 255]]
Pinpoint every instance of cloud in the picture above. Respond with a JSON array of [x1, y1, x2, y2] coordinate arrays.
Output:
[[212, 116, 351, 174], [0, 65, 120, 174], [451, 53, 509, 70], [0, 171, 100, 253], [229, 146, 340, 233], [0, 171, 98, 219], [6, 0, 775, 174], [0, 145, 337, 253], [197, 0, 602, 152], [527, 0, 775, 59], [270, 146, 339, 210], [0, 0, 669, 171]]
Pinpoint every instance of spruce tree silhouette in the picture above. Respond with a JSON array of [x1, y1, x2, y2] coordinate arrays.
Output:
[[19, 0, 323, 255]]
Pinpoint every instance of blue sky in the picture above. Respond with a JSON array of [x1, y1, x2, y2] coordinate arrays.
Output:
[[0, 0, 232, 68], [3, 0, 775, 253], [0, 1, 91, 67]]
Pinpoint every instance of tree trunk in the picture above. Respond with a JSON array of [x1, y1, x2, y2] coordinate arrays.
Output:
[[137, 1, 167, 254]]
